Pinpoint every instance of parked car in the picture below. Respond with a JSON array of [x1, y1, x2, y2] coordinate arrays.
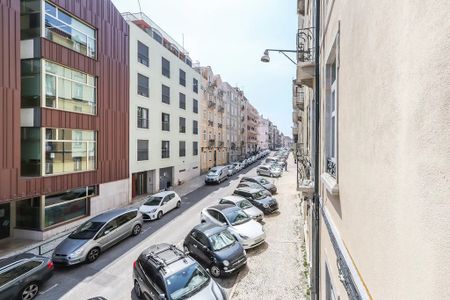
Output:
[[139, 191, 182, 221], [256, 164, 282, 177], [53, 208, 143, 265], [226, 165, 237, 176], [201, 204, 266, 249], [183, 223, 247, 278], [237, 181, 273, 196], [219, 195, 264, 222], [133, 243, 227, 300], [241, 159, 248, 168], [0, 253, 53, 300], [233, 187, 279, 214], [265, 157, 285, 168], [233, 162, 243, 172], [205, 166, 229, 184], [240, 176, 277, 194]]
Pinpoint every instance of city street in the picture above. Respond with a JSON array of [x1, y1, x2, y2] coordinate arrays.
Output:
[[34, 157, 306, 300]]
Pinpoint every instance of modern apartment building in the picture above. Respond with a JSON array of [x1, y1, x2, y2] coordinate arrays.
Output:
[[297, 0, 450, 299], [222, 82, 241, 163], [123, 12, 201, 197], [197, 66, 227, 172], [257, 116, 269, 150], [246, 102, 259, 153], [0, 0, 129, 242]]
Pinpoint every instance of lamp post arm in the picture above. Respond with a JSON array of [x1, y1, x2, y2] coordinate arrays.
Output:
[[278, 51, 297, 64]]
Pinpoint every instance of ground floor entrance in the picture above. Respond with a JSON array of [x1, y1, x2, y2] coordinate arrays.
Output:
[[0, 203, 10, 240], [159, 167, 173, 191], [132, 170, 156, 198]]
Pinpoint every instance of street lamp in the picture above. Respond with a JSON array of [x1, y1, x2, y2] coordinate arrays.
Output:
[[260, 49, 298, 65]]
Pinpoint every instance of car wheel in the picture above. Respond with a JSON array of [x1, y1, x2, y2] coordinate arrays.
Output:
[[157, 211, 163, 219], [132, 224, 141, 236], [134, 280, 143, 299], [210, 264, 222, 278], [20, 282, 39, 300], [176, 201, 181, 208], [86, 248, 100, 263]]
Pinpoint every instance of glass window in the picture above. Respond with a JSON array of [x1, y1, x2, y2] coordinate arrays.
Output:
[[165, 264, 209, 300], [21, 127, 41, 177], [138, 74, 149, 97], [21, 59, 41, 108], [138, 41, 149, 66], [162, 57, 170, 78], [179, 141, 186, 157], [179, 117, 186, 133], [15, 197, 41, 230], [179, 93, 186, 109], [208, 230, 235, 251], [137, 107, 149, 129], [193, 99, 198, 113], [162, 85, 170, 104], [43, 1, 96, 58], [162, 141, 170, 158], [42, 60, 96, 114], [193, 120, 198, 135], [137, 140, 149, 161], [44, 186, 95, 228], [193, 78, 198, 93], [44, 129, 96, 175], [193, 141, 198, 156], [20, 0, 41, 40], [179, 69, 186, 86], [162, 113, 170, 131], [0, 260, 41, 287]]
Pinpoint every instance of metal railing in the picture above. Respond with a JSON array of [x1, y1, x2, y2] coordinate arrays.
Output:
[[297, 27, 315, 63], [327, 157, 336, 178]]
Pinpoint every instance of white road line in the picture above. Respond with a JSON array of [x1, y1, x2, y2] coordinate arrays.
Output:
[[141, 226, 152, 233], [39, 283, 58, 294]]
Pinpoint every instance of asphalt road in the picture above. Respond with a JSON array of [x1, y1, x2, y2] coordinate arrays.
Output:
[[36, 161, 267, 300]]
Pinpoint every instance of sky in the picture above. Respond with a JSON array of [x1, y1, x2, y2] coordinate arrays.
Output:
[[111, 0, 297, 136]]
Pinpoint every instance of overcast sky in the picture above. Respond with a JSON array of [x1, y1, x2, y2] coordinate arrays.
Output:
[[111, 0, 297, 136]]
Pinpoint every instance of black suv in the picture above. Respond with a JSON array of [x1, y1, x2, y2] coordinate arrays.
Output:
[[133, 243, 227, 300], [183, 223, 247, 278], [0, 253, 54, 300], [233, 187, 279, 214]]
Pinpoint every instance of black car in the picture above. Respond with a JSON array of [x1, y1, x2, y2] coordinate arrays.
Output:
[[183, 223, 247, 278], [233, 187, 279, 214], [133, 243, 227, 300], [0, 253, 54, 300], [240, 176, 277, 194]]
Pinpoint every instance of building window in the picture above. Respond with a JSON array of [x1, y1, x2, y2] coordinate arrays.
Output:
[[193, 99, 198, 113], [138, 41, 149, 66], [162, 57, 170, 78], [179, 117, 186, 133], [43, 1, 96, 58], [326, 57, 337, 178], [325, 264, 337, 300], [193, 120, 198, 134], [193, 141, 198, 156], [179, 93, 186, 109], [21, 128, 41, 176], [193, 78, 198, 93], [162, 113, 170, 131], [44, 129, 96, 175], [138, 73, 149, 97], [44, 186, 96, 228], [137, 107, 149, 128], [162, 84, 170, 104], [179, 69, 186, 86], [179, 141, 186, 157], [162, 141, 170, 158], [137, 140, 148, 161], [203, 130, 206, 141]]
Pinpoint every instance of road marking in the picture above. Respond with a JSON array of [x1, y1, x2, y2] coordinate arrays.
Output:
[[39, 283, 58, 294], [142, 226, 152, 233]]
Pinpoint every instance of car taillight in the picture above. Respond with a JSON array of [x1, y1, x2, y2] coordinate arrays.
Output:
[[133, 260, 137, 269], [47, 261, 54, 270]]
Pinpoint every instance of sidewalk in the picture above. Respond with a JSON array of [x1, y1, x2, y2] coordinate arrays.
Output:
[[0, 174, 206, 259]]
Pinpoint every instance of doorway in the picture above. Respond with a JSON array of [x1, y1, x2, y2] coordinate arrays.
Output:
[[0, 203, 11, 239], [159, 167, 173, 191]]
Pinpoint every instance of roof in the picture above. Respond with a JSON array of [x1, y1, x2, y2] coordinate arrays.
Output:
[[90, 208, 135, 223], [193, 223, 227, 237], [221, 195, 247, 203]]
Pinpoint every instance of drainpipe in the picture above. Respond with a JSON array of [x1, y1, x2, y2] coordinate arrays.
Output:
[[312, 0, 321, 299]]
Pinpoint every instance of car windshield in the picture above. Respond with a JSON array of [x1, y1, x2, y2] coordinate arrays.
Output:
[[208, 230, 236, 251], [69, 221, 104, 239], [238, 199, 253, 209], [144, 196, 163, 206], [225, 209, 250, 226], [208, 169, 219, 175], [259, 178, 269, 184], [166, 264, 210, 300], [254, 191, 266, 200]]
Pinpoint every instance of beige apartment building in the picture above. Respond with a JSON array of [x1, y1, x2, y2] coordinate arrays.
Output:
[[246, 101, 259, 153], [222, 82, 242, 162], [296, 0, 450, 299], [197, 66, 228, 172]]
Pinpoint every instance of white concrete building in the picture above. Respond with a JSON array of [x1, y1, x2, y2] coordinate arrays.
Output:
[[257, 116, 270, 150], [124, 13, 201, 198]]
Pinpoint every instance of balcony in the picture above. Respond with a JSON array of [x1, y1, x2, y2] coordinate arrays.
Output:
[[297, 0, 305, 16], [292, 125, 299, 136], [296, 27, 315, 88], [218, 106, 224, 113], [208, 120, 214, 127], [208, 100, 216, 109], [218, 123, 223, 128], [208, 139, 215, 147]]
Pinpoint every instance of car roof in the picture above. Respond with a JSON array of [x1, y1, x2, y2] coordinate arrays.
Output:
[[0, 253, 45, 269], [221, 195, 246, 203], [150, 191, 175, 197], [89, 208, 136, 223], [193, 223, 227, 237], [207, 203, 238, 213], [235, 187, 262, 193]]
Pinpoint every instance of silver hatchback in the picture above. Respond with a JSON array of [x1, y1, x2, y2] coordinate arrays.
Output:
[[53, 208, 143, 265]]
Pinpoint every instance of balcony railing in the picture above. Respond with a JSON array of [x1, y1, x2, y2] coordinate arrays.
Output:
[[327, 157, 336, 178], [208, 100, 216, 108], [218, 106, 224, 113], [208, 139, 215, 147], [208, 120, 214, 127], [297, 27, 315, 63]]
